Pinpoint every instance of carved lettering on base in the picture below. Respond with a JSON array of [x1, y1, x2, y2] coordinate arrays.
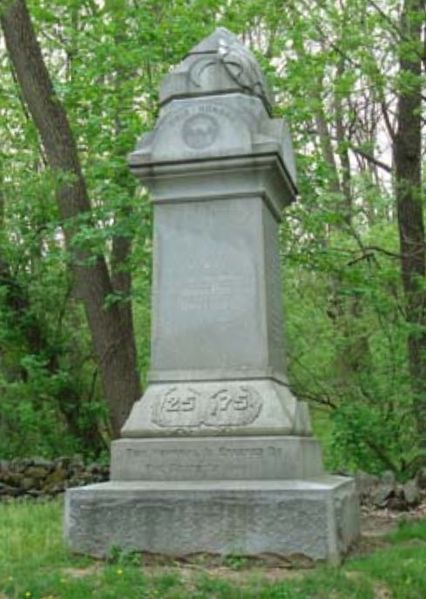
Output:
[[152, 387, 200, 428], [151, 385, 263, 429], [205, 386, 262, 426]]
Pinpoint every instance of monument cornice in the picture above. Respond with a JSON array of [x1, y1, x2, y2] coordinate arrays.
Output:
[[129, 152, 297, 221], [147, 367, 289, 385]]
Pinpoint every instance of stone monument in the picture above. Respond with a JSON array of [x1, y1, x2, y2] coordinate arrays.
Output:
[[65, 28, 359, 562]]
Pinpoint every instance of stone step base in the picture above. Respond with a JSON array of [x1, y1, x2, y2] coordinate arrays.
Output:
[[111, 436, 324, 481], [65, 477, 359, 562]]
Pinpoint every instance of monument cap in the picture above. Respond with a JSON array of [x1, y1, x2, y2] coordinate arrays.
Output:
[[159, 27, 273, 114]]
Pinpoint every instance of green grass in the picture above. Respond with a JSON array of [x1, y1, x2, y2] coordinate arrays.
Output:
[[0, 499, 425, 598]]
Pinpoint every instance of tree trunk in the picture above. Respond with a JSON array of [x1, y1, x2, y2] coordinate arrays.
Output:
[[334, 59, 352, 227], [0, 0, 141, 437], [394, 0, 426, 449], [110, 26, 139, 365]]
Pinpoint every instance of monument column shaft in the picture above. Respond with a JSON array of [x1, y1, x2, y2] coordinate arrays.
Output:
[[120, 154, 312, 439], [149, 195, 286, 383]]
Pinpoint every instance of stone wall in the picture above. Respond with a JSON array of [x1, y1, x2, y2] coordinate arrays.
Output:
[[0, 457, 109, 499], [1, 457, 425, 509], [355, 470, 425, 510]]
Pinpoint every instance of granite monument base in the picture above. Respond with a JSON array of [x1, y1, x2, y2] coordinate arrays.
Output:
[[65, 476, 359, 563], [110, 436, 324, 481], [121, 380, 312, 438]]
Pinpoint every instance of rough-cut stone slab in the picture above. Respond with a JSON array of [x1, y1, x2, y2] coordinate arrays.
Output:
[[65, 477, 359, 562], [111, 436, 323, 481]]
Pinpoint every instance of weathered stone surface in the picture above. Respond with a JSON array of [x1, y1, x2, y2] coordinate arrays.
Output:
[[126, 35, 298, 440], [132, 98, 296, 191], [25, 466, 50, 479], [122, 379, 311, 437], [20, 477, 37, 491], [355, 471, 379, 500], [1, 472, 22, 486], [65, 477, 359, 562], [32, 457, 55, 469], [64, 28, 359, 561], [416, 467, 426, 490], [0, 458, 109, 500], [381, 470, 396, 486], [111, 436, 323, 481], [47, 468, 67, 484], [159, 28, 273, 113], [371, 483, 395, 508], [125, 153, 301, 438], [0, 482, 20, 496], [402, 479, 421, 506]]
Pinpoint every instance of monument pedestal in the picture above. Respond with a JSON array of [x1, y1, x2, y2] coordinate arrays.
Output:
[[65, 27, 359, 561], [66, 477, 358, 563]]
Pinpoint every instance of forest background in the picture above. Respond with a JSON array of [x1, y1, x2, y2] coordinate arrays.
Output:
[[0, 0, 424, 479]]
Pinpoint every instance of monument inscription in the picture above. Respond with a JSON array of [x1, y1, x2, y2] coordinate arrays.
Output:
[[176, 273, 250, 318], [152, 384, 263, 428]]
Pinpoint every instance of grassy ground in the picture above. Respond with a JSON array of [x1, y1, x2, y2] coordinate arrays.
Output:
[[0, 499, 425, 598]]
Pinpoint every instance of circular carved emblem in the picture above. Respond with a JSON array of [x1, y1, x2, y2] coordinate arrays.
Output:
[[182, 114, 219, 149]]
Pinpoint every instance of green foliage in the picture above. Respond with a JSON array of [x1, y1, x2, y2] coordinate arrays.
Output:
[[1, 0, 223, 457], [223, 554, 249, 570], [0, 154, 107, 457], [106, 545, 141, 567], [283, 223, 418, 475]]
